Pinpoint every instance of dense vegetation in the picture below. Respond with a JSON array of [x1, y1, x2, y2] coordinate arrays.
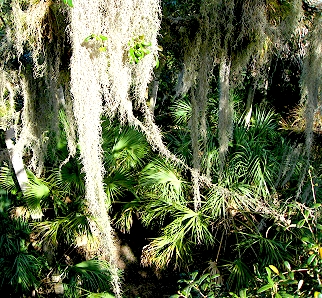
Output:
[[1, 0, 322, 297]]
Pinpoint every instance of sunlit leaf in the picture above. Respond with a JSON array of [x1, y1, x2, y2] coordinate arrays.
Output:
[[269, 265, 279, 275], [296, 219, 305, 228], [257, 284, 273, 293], [307, 254, 316, 265]]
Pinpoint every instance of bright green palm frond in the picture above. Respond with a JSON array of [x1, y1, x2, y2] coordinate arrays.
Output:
[[223, 259, 253, 291], [104, 125, 150, 171], [50, 159, 85, 195], [203, 187, 229, 219], [166, 128, 192, 163], [23, 171, 50, 220], [34, 212, 92, 247], [230, 139, 276, 199], [114, 201, 139, 233], [204, 184, 256, 220], [141, 228, 192, 270], [7, 252, 42, 293], [65, 260, 114, 296], [64, 213, 93, 242], [249, 107, 279, 141], [202, 133, 219, 178], [141, 198, 187, 228], [237, 232, 290, 267], [179, 208, 215, 246], [139, 159, 185, 202], [104, 169, 136, 205], [170, 97, 192, 126], [0, 165, 19, 194], [34, 219, 61, 247], [142, 205, 214, 269]]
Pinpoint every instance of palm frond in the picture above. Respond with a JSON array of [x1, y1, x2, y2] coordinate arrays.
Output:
[[141, 202, 214, 269], [114, 200, 141, 233], [10, 253, 42, 292], [104, 169, 136, 204], [204, 184, 256, 220], [24, 171, 50, 219], [0, 165, 18, 194], [139, 159, 185, 202], [141, 230, 192, 270], [49, 160, 85, 195], [65, 260, 114, 297], [237, 232, 290, 267], [103, 125, 150, 171], [223, 258, 253, 291], [170, 97, 192, 125], [34, 212, 93, 247], [166, 128, 192, 163]]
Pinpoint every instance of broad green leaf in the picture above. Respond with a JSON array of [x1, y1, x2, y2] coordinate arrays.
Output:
[[307, 254, 316, 265], [190, 271, 198, 280], [265, 267, 272, 278], [99, 35, 108, 41], [280, 293, 294, 298], [276, 293, 282, 298], [297, 219, 306, 228], [268, 275, 275, 286], [304, 210, 310, 218], [279, 273, 286, 280], [87, 293, 114, 298], [269, 265, 279, 275], [239, 288, 247, 298], [155, 56, 159, 69], [63, 0, 73, 7], [257, 284, 274, 293], [197, 273, 209, 284], [301, 237, 311, 243], [317, 224, 322, 230], [313, 203, 322, 209]]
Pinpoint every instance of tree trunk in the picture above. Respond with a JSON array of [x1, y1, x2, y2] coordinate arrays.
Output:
[[245, 79, 257, 126], [5, 128, 29, 194], [218, 55, 232, 174], [149, 78, 159, 116]]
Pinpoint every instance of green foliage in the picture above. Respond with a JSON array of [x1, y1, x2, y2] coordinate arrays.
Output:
[[83, 33, 108, 52], [128, 35, 152, 64], [0, 215, 44, 294], [34, 211, 92, 247], [62, 0, 73, 8], [170, 271, 221, 298], [64, 260, 115, 298]]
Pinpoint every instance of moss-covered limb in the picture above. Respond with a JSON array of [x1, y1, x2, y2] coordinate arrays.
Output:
[[297, 13, 322, 198], [218, 55, 232, 174], [4, 128, 29, 194]]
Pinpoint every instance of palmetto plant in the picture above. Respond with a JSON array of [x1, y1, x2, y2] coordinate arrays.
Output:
[[0, 214, 44, 294], [102, 121, 151, 205], [63, 260, 115, 298], [136, 105, 301, 281]]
